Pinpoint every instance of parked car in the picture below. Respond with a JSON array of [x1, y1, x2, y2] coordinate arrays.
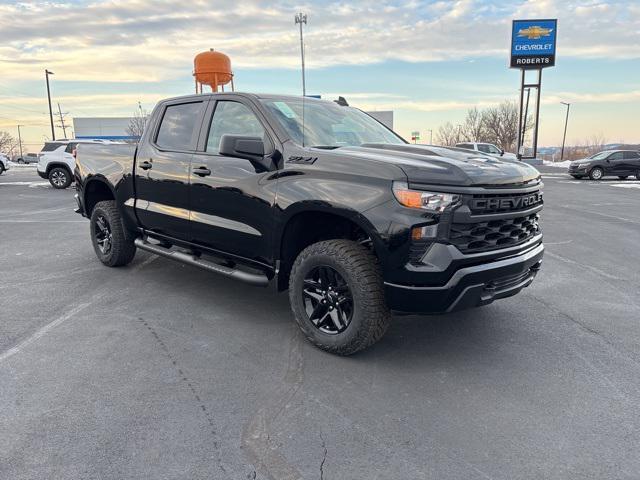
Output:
[[16, 153, 40, 164], [74, 93, 544, 355], [456, 142, 519, 161], [37, 139, 113, 189], [568, 150, 640, 180], [0, 153, 9, 174]]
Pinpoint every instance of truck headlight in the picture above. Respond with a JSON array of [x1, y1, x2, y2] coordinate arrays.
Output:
[[392, 182, 460, 213]]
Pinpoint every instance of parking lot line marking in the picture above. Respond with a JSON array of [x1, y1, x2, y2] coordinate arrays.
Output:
[[545, 251, 625, 281], [558, 205, 640, 226], [0, 302, 91, 364], [0, 220, 85, 223]]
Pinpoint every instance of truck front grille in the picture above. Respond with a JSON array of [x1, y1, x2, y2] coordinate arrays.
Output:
[[450, 213, 540, 253]]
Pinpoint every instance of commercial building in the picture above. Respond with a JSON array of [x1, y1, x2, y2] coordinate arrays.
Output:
[[73, 117, 136, 141]]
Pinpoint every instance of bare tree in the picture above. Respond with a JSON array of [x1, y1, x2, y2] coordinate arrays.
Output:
[[125, 109, 148, 142], [460, 107, 484, 143], [0, 131, 18, 156], [435, 122, 461, 146]]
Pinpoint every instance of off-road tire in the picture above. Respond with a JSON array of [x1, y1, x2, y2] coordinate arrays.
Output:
[[618, 176, 628, 180], [49, 167, 72, 189], [289, 239, 391, 355], [90, 200, 136, 267], [589, 167, 604, 181]]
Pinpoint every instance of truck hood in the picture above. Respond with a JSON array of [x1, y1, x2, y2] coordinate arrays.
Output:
[[338, 144, 541, 187]]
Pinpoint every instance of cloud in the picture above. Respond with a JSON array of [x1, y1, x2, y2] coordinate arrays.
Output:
[[0, 0, 638, 84]]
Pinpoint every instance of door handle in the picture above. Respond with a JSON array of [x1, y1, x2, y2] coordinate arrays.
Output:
[[139, 160, 152, 170], [193, 166, 211, 177]]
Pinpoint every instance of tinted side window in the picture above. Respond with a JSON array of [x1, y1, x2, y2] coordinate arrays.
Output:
[[65, 143, 77, 153], [207, 101, 266, 154], [477, 144, 491, 153], [608, 152, 623, 160], [41, 142, 63, 152], [623, 151, 639, 159], [458, 143, 473, 150], [156, 102, 205, 151]]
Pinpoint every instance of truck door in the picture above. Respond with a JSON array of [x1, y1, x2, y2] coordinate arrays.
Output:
[[134, 99, 207, 240], [188, 98, 278, 265]]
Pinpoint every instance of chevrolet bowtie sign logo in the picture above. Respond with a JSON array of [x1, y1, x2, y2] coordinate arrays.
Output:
[[517, 26, 553, 40], [511, 19, 557, 69]]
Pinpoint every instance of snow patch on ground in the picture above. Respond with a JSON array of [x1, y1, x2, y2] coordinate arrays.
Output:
[[543, 160, 572, 168], [7, 162, 38, 168], [610, 183, 640, 189]]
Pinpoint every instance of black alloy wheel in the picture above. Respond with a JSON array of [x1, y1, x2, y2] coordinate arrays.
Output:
[[302, 265, 354, 334], [94, 214, 113, 255]]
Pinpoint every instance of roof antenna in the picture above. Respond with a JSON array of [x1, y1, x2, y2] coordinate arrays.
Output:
[[335, 96, 349, 106]]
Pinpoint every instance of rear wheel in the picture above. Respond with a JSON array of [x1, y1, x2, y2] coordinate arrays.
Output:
[[48, 167, 72, 189], [289, 239, 391, 355], [589, 167, 604, 181], [618, 176, 628, 180], [90, 200, 136, 267]]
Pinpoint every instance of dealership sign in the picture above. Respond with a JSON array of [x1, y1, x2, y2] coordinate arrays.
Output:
[[510, 19, 557, 69]]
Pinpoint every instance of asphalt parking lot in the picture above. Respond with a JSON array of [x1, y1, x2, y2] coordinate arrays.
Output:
[[1, 164, 639, 480]]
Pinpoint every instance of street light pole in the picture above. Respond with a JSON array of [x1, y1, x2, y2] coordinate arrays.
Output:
[[560, 102, 571, 162], [17, 125, 23, 160], [45, 69, 55, 141], [294, 12, 307, 96]]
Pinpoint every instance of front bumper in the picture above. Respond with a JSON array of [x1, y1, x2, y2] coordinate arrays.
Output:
[[568, 164, 588, 174], [37, 169, 48, 179], [385, 241, 544, 314]]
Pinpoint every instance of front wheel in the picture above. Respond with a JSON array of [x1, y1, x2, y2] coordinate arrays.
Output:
[[589, 167, 604, 181], [90, 200, 136, 267], [48, 167, 72, 189], [289, 239, 391, 355]]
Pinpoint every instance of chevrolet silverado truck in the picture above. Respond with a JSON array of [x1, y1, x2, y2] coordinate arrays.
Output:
[[74, 93, 544, 355]]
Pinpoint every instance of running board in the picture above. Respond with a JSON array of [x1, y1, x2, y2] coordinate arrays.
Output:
[[134, 238, 269, 287]]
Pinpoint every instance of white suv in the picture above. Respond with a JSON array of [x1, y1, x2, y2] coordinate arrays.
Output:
[[0, 153, 9, 174], [456, 142, 519, 161], [37, 139, 111, 189]]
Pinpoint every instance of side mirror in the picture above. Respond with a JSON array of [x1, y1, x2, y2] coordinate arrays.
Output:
[[219, 135, 272, 171], [500, 148, 505, 156]]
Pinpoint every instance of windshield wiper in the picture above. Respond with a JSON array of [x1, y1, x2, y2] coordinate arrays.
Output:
[[310, 145, 342, 150]]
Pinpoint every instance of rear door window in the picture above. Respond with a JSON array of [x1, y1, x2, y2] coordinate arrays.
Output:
[[623, 151, 639, 159], [41, 142, 64, 152], [155, 102, 205, 151]]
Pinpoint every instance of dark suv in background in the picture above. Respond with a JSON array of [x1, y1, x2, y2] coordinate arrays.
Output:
[[568, 150, 640, 180]]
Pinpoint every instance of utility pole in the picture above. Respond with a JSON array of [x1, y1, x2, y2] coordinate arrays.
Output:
[[294, 12, 307, 96], [560, 102, 571, 162], [17, 125, 23, 160], [56, 103, 69, 138], [45, 69, 55, 140]]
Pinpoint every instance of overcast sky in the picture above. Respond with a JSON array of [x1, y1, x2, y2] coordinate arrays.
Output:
[[1, 0, 638, 150]]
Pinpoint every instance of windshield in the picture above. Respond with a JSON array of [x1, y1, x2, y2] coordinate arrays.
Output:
[[588, 151, 610, 160], [260, 98, 405, 148]]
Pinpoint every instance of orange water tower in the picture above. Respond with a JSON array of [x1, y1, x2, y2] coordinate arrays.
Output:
[[193, 49, 234, 93]]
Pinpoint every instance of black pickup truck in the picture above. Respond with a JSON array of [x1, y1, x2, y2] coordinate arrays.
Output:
[[74, 93, 544, 355]]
